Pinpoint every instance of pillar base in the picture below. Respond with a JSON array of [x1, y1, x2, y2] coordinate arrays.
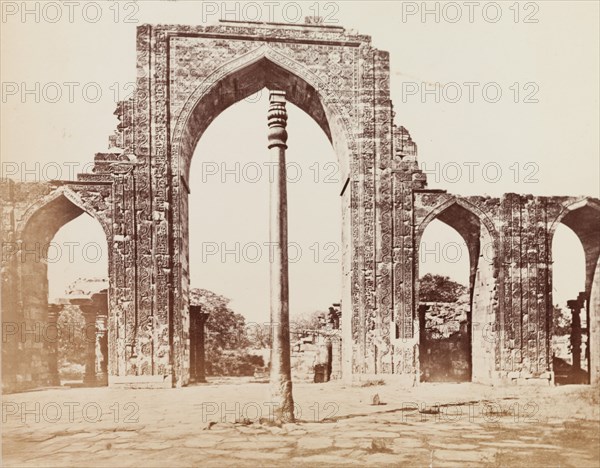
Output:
[[189, 377, 207, 384], [48, 374, 61, 387], [83, 374, 98, 386], [96, 372, 108, 386]]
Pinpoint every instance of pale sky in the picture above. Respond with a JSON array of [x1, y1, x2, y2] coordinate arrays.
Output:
[[2, 1, 598, 320]]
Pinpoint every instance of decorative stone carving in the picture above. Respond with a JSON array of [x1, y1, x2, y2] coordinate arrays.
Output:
[[1, 20, 599, 392]]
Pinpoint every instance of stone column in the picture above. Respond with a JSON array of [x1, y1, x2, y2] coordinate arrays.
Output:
[[71, 291, 109, 386], [190, 305, 210, 383], [71, 299, 98, 386], [92, 292, 109, 386], [568, 298, 583, 372], [95, 313, 108, 385], [47, 304, 64, 386], [267, 90, 294, 422], [81, 304, 98, 386]]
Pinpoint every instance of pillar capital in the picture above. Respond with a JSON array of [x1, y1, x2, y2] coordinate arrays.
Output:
[[267, 90, 288, 149]]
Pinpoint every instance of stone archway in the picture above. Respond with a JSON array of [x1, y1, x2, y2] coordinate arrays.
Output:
[[172, 52, 354, 387], [415, 199, 498, 384], [107, 21, 423, 387], [2, 186, 111, 391], [548, 200, 600, 384], [2, 20, 599, 391], [172, 46, 353, 183]]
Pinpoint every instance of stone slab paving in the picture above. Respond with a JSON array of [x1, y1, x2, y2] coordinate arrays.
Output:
[[2, 381, 599, 467]]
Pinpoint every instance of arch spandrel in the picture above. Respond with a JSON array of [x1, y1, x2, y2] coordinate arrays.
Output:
[[414, 193, 499, 250], [548, 197, 600, 240]]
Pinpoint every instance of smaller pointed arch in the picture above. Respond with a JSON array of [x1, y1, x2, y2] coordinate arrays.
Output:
[[548, 198, 600, 241], [416, 196, 497, 251], [18, 186, 111, 245]]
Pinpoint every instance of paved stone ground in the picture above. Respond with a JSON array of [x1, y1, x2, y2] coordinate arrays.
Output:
[[2, 379, 599, 467]]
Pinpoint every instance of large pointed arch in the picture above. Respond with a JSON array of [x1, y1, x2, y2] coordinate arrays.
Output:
[[171, 44, 354, 184], [548, 198, 600, 301], [548, 198, 600, 238], [9, 184, 112, 389], [415, 196, 498, 289], [168, 42, 356, 388]]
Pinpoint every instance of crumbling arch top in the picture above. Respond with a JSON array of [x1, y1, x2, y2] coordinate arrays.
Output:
[[18, 186, 111, 246]]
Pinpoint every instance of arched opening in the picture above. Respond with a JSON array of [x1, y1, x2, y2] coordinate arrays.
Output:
[[551, 225, 586, 384], [418, 219, 470, 382], [416, 201, 497, 383], [174, 53, 353, 384], [551, 203, 600, 385], [184, 83, 344, 383], [18, 192, 109, 388]]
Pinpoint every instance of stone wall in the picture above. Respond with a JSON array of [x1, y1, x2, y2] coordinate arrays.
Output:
[[419, 300, 470, 382], [414, 193, 600, 385], [290, 332, 342, 383], [590, 258, 600, 385], [1, 179, 112, 392], [1, 20, 599, 391]]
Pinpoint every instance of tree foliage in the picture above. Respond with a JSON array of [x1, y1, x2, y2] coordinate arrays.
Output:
[[57, 305, 86, 366], [246, 321, 272, 349], [552, 305, 571, 336], [189, 288, 252, 375], [290, 311, 325, 337], [190, 288, 248, 350], [419, 273, 467, 303]]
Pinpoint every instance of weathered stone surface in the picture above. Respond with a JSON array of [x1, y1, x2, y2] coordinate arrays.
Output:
[[1, 19, 599, 392], [2, 381, 599, 466]]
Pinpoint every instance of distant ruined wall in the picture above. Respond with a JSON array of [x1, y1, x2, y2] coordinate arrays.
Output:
[[419, 301, 470, 382], [291, 332, 341, 383]]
